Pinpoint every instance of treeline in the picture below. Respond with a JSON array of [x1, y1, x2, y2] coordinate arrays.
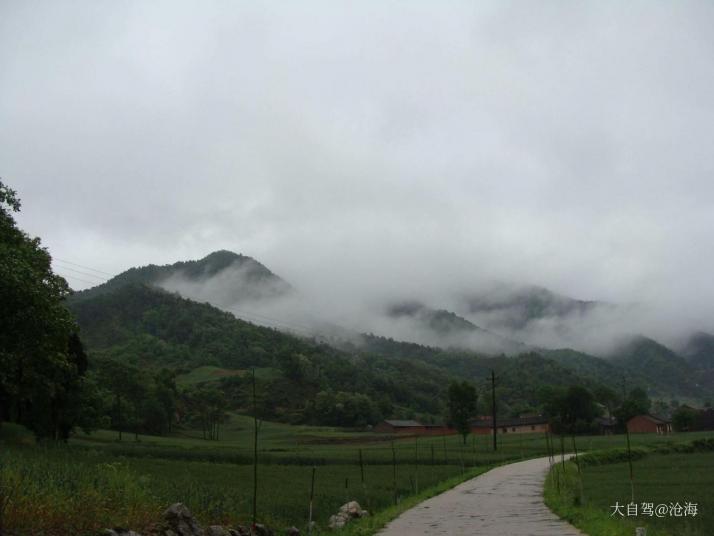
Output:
[[0, 180, 94, 440]]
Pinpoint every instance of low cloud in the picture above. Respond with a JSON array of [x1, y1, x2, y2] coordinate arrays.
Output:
[[2, 1, 714, 352]]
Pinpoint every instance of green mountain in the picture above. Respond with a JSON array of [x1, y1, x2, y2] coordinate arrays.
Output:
[[386, 301, 526, 354], [65, 252, 712, 427], [682, 331, 714, 370], [609, 336, 707, 396], [67, 283, 458, 423], [462, 285, 602, 330], [71, 250, 291, 307]]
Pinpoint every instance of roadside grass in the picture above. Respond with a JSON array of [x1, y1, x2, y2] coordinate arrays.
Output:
[[545, 446, 714, 536]]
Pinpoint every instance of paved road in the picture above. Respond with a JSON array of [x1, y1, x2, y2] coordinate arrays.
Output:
[[379, 456, 585, 536]]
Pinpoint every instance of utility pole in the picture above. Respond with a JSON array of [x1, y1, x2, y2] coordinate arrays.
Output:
[[491, 370, 497, 451], [252, 368, 258, 529]]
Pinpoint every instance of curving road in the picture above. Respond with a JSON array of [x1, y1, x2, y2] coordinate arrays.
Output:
[[379, 456, 585, 536]]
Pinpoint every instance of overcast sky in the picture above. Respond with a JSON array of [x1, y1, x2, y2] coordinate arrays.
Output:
[[2, 1, 714, 326]]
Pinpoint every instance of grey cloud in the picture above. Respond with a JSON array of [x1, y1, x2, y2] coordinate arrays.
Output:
[[2, 1, 714, 345]]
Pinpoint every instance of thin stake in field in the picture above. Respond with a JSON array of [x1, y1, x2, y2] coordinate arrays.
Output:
[[622, 376, 635, 503], [491, 370, 497, 452], [392, 441, 398, 505], [252, 367, 260, 530], [308, 466, 316, 536], [625, 419, 635, 502], [358, 448, 365, 485], [414, 437, 419, 494]]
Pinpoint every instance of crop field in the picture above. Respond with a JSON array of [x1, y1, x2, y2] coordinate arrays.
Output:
[[579, 452, 713, 536], [3, 420, 714, 536], [545, 443, 714, 536]]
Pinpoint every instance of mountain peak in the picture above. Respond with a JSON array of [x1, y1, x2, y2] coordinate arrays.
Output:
[[70, 250, 291, 305]]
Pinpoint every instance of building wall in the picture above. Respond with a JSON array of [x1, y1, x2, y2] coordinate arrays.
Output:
[[374, 422, 396, 433], [627, 415, 670, 434], [471, 423, 549, 435]]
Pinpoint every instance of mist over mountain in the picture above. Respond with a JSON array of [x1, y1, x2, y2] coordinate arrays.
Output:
[[681, 332, 714, 370], [386, 300, 526, 354], [70, 250, 714, 374], [63, 249, 714, 403], [460, 285, 601, 330], [72, 250, 292, 308]]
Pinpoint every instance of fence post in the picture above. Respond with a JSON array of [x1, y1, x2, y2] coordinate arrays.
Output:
[[625, 425, 635, 502], [414, 437, 419, 494], [392, 442, 398, 505], [359, 448, 365, 485], [308, 466, 316, 536]]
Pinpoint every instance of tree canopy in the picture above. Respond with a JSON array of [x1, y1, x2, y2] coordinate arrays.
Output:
[[0, 179, 89, 439], [448, 381, 477, 444]]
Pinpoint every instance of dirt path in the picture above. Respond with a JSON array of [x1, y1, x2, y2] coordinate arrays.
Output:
[[379, 456, 585, 536]]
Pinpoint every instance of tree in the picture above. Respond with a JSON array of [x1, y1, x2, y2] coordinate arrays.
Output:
[[0, 179, 88, 438], [560, 386, 599, 434], [542, 385, 598, 434], [614, 387, 652, 427], [448, 381, 477, 444], [672, 406, 697, 432], [593, 385, 620, 420]]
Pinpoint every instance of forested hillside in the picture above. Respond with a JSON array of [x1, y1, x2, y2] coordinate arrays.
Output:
[[70, 250, 291, 306], [68, 283, 459, 426]]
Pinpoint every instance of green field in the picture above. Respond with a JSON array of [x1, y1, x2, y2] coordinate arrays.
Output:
[[545, 443, 714, 536], [3, 421, 714, 536]]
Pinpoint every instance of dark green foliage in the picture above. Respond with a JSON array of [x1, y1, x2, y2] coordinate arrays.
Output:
[[672, 405, 698, 431], [0, 179, 88, 439], [68, 284, 458, 426], [304, 391, 382, 427], [448, 381, 477, 444], [542, 385, 599, 434], [611, 336, 704, 395], [614, 387, 652, 426]]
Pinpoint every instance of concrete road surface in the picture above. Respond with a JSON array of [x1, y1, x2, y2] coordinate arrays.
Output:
[[379, 456, 585, 536]]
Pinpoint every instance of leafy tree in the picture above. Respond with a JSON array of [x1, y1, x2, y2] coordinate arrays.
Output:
[[614, 387, 652, 426], [0, 179, 88, 439], [542, 385, 598, 434], [672, 405, 697, 432], [593, 385, 620, 419], [448, 381, 477, 444], [560, 386, 599, 433]]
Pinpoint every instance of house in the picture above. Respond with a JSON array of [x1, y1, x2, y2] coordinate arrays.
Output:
[[470, 416, 550, 435], [374, 419, 426, 434], [627, 414, 672, 434], [422, 423, 457, 436]]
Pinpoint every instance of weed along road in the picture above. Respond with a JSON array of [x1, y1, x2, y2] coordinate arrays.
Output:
[[379, 456, 584, 536]]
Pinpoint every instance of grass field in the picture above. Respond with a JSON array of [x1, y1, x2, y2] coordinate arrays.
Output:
[[175, 366, 279, 386], [545, 444, 714, 536], [3, 420, 714, 536]]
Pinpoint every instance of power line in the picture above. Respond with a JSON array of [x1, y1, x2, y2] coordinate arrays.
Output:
[[56, 272, 102, 287], [54, 258, 114, 276], [53, 264, 109, 282], [54, 256, 328, 337]]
